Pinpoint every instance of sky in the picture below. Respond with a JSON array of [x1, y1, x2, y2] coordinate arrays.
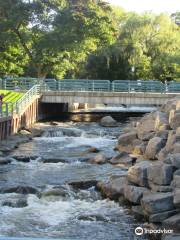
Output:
[[107, 0, 180, 13]]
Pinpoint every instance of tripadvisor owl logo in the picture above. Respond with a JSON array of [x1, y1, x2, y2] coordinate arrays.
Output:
[[135, 227, 144, 236]]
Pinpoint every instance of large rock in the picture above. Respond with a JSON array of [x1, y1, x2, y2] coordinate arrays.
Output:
[[109, 152, 133, 166], [165, 130, 179, 153], [133, 142, 147, 156], [123, 184, 149, 204], [149, 209, 178, 223], [127, 161, 151, 187], [145, 137, 166, 159], [169, 110, 180, 130], [157, 148, 169, 161], [89, 154, 108, 164], [137, 112, 156, 140], [141, 192, 174, 214], [0, 158, 11, 165], [147, 163, 173, 186], [173, 188, 180, 208], [117, 132, 137, 153], [167, 153, 180, 169], [155, 112, 169, 131], [161, 99, 179, 113], [97, 176, 125, 200], [148, 183, 172, 193], [100, 116, 117, 127], [171, 175, 180, 189], [163, 213, 180, 231]]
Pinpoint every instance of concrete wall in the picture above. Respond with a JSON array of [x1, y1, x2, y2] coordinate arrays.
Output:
[[41, 91, 180, 106]]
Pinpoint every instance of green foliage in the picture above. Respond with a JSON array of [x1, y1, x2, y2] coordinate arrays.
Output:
[[0, 1, 179, 80]]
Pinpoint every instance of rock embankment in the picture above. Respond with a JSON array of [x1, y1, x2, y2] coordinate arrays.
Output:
[[98, 98, 180, 237]]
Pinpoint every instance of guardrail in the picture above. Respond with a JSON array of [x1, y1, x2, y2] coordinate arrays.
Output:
[[1, 77, 180, 93], [0, 85, 40, 118]]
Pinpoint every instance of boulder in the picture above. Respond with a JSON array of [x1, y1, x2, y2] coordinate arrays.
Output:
[[169, 110, 180, 130], [173, 188, 180, 208], [137, 113, 156, 140], [155, 130, 169, 140], [124, 184, 149, 204], [155, 112, 169, 131], [147, 163, 173, 186], [133, 142, 147, 156], [149, 210, 178, 223], [109, 152, 133, 166], [100, 116, 118, 127], [40, 186, 70, 198], [167, 153, 180, 169], [97, 176, 125, 200], [0, 186, 39, 194], [2, 194, 28, 208], [12, 155, 38, 162], [19, 129, 31, 135], [161, 99, 178, 113], [127, 161, 151, 187], [141, 192, 174, 214], [171, 175, 180, 189], [148, 183, 172, 193], [89, 154, 108, 164], [157, 148, 169, 161], [145, 137, 166, 160], [117, 132, 137, 153], [0, 158, 11, 165], [165, 131, 179, 153], [163, 213, 180, 231]]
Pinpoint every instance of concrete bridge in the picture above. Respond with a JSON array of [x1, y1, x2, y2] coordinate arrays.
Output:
[[41, 90, 179, 106], [0, 79, 180, 140]]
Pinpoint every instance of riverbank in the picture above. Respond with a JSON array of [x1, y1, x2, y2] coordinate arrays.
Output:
[[96, 98, 180, 240]]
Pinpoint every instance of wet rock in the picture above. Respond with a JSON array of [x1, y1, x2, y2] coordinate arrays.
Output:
[[97, 176, 125, 200], [127, 161, 151, 187], [0, 157, 11, 165], [149, 210, 178, 223], [163, 213, 180, 231], [124, 184, 149, 204], [19, 129, 31, 135], [162, 234, 180, 240], [40, 186, 69, 198], [109, 152, 133, 166], [145, 137, 166, 160], [2, 195, 28, 208], [147, 163, 173, 186], [141, 192, 174, 214], [117, 132, 137, 153], [131, 205, 146, 219], [50, 121, 59, 126], [42, 158, 66, 163], [69, 180, 97, 189], [100, 116, 117, 127], [87, 147, 100, 153], [89, 154, 108, 164], [78, 214, 108, 222], [0, 186, 39, 194], [12, 155, 38, 162]]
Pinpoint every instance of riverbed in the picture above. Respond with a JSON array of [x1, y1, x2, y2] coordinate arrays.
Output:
[[0, 119, 148, 240]]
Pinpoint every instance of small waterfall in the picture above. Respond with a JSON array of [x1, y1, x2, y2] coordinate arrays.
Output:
[[43, 129, 64, 137]]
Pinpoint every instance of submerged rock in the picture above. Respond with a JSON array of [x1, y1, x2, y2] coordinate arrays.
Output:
[[2, 194, 28, 208], [100, 116, 118, 127], [0, 158, 11, 165], [0, 186, 39, 195], [12, 155, 38, 162], [78, 214, 108, 222], [69, 180, 97, 189]]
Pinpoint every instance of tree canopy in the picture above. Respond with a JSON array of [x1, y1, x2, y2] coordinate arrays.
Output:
[[0, 0, 179, 81]]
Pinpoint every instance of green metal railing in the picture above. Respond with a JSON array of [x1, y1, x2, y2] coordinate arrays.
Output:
[[0, 85, 40, 118], [1, 77, 180, 93]]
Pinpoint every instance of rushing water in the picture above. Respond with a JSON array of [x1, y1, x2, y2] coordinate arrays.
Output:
[[0, 119, 148, 240]]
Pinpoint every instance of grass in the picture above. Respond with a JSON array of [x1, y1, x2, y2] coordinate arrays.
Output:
[[0, 90, 24, 115]]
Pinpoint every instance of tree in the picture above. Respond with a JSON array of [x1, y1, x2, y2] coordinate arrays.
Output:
[[0, 0, 116, 78]]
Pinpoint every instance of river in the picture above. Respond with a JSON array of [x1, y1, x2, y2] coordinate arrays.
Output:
[[0, 116, 148, 240]]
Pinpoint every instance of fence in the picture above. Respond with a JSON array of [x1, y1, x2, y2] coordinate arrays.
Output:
[[1, 77, 180, 93]]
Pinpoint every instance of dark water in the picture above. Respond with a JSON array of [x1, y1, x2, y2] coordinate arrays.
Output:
[[0, 119, 147, 240]]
